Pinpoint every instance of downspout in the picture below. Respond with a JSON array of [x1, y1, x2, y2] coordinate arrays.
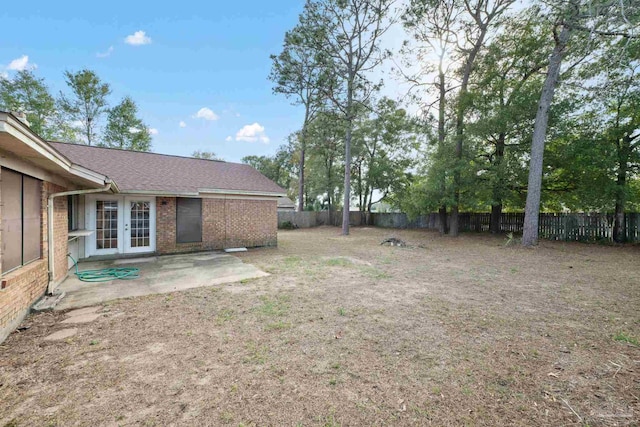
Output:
[[47, 180, 113, 294]]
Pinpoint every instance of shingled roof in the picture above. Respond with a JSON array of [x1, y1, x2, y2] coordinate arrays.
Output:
[[49, 142, 286, 196]]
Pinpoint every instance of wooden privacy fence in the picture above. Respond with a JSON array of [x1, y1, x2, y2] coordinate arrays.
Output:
[[277, 211, 640, 243]]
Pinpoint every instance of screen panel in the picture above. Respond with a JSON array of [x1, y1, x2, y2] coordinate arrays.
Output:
[[176, 198, 202, 243], [1, 169, 23, 272], [22, 175, 42, 263]]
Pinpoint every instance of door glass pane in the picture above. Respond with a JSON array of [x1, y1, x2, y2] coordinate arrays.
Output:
[[96, 201, 118, 249], [130, 201, 150, 248], [1, 169, 23, 272]]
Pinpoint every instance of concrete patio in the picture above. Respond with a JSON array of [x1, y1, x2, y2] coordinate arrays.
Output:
[[55, 251, 268, 310]]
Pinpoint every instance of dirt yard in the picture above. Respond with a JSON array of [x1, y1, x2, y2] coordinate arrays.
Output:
[[1, 227, 639, 426]]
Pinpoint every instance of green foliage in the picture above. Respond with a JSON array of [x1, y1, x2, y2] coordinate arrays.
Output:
[[304, 109, 345, 210], [192, 150, 223, 161], [0, 70, 56, 138], [279, 221, 296, 230], [242, 144, 296, 194], [352, 98, 419, 212], [463, 10, 549, 212], [58, 69, 111, 145], [102, 96, 151, 151]]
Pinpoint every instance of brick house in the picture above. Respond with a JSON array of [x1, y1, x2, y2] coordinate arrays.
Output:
[[0, 111, 285, 342]]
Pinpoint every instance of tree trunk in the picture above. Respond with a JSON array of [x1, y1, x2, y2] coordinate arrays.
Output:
[[449, 21, 488, 237], [522, 25, 570, 247], [297, 114, 310, 212], [490, 204, 502, 234], [438, 206, 448, 234], [449, 205, 459, 236], [342, 75, 354, 236], [298, 145, 305, 211], [613, 200, 625, 243], [358, 163, 364, 212], [450, 110, 463, 237], [437, 68, 448, 235], [367, 188, 374, 213], [490, 133, 506, 234], [613, 156, 628, 243]]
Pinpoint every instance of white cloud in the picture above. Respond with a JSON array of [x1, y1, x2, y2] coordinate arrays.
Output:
[[193, 107, 219, 121], [125, 30, 152, 46], [235, 122, 269, 144], [7, 55, 32, 71], [0, 71, 8, 80], [129, 127, 142, 134], [179, 121, 187, 128], [148, 128, 159, 135], [225, 136, 232, 142], [96, 46, 114, 58]]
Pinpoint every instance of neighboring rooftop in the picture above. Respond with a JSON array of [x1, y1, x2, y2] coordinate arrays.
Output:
[[49, 142, 285, 195], [277, 196, 295, 210]]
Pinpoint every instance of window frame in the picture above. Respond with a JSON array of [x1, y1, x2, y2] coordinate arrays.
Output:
[[67, 194, 79, 232], [1, 167, 42, 275]]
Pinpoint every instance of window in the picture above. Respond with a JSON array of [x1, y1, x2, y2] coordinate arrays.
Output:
[[68, 195, 78, 231], [176, 198, 202, 243], [1, 168, 42, 274]]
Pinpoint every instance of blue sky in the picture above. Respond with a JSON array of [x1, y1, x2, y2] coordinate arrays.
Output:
[[0, 1, 307, 162]]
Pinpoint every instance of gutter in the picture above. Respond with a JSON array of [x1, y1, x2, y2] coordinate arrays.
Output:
[[47, 180, 113, 294]]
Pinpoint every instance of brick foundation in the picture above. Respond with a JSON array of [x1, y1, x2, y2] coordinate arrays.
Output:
[[156, 197, 277, 254], [0, 180, 68, 343]]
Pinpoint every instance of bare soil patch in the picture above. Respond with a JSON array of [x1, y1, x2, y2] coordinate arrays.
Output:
[[1, 227, 638, 426]]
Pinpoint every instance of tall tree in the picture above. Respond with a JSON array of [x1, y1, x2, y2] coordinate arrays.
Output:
[[352, 98, 417, 212], [102, 97, 151, 152], [58, 69, 111, 145], [306, 0, 395, 235], [270, 12, 327, 211], [0, 70, 57, 138], [563, 36, 640, 242], [448, 0, 515, 237], [466, 10, 548, 233], [306, 109, 346, 215], [522, 0, 639, 246], [402, 0, 459, 233]]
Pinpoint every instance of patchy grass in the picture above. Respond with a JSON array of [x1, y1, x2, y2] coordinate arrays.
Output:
[[244, 340, 269, 364], [265, 320, 291, 331], [216, 308, 235, 325], [255, 294, 290, 317], [323, 257, 353, 267], [1, 227, 639, 426], [613, 331, 638, 346]]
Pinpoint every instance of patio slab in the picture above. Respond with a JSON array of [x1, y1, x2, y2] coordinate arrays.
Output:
[[44, 328, 78, 341], [55, 252, 268, 310]]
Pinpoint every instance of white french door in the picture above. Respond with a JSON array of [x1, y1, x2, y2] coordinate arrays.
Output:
[[123, 197, 155, 254], [86, 195, 155, 257]]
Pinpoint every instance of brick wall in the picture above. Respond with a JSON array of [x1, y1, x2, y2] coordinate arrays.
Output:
[[0, 179, 68, 343], [156, 197, 277, 254], [48, 183, 69, 284]]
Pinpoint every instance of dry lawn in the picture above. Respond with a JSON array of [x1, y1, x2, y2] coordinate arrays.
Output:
[[1, 227, 639, 426]]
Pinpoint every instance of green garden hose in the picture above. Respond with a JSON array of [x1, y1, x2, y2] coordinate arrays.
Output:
[[68, 254, 140, 282]]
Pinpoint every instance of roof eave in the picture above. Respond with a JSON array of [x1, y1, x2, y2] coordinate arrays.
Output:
[[118, 189, 286, 198], [198, 188, 287, 198], [0, 112, 115, 189]]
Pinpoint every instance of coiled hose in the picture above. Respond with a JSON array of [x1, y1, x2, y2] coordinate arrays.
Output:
[[68, 254, 140, 282]]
